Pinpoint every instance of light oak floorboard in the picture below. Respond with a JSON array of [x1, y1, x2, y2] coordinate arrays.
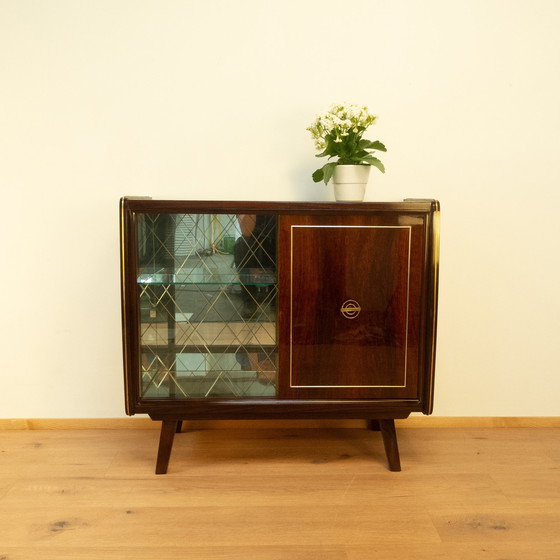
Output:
[[0, 427, 559, 559]]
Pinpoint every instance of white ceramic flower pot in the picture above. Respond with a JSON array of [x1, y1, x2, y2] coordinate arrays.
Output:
[[332, 165, 371, 202]]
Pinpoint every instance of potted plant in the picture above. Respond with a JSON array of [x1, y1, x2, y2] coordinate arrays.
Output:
[[307, 103, 387, 201]]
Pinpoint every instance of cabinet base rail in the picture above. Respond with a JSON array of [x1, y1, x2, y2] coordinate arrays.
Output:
[[154, 418, 402, 474]]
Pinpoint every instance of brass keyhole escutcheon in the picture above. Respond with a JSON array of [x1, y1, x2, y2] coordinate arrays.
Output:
[[340, 299, 361, 319]]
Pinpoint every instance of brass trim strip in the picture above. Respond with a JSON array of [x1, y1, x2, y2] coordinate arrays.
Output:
[[426, 201, 441, 413], [289, 224, 412, 389], [119, 198, 131, 414]]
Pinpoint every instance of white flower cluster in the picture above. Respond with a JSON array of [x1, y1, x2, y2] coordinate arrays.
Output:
[[307, 103, 377, 150]]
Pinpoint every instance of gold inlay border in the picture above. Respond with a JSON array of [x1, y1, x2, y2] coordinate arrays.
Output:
[[289, 224, 412, 389]]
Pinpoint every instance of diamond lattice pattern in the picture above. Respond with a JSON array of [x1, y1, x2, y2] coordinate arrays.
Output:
[[137, 213, 277, 398]]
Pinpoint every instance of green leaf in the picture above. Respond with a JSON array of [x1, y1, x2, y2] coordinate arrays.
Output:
[[359, 139, 387, 152], [315, 146, 332, 158], [312, 168, 324, 183], [352, 149, 369, 161], [362, 156, 386, 173], [322, 162, 338, 185], [316, 140, 340, 158], [369, 140, 387, 152]]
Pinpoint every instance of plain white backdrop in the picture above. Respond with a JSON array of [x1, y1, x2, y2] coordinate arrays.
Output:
[[1, 0, 559, 417]]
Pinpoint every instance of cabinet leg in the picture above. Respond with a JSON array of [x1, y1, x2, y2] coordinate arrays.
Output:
[[155, 420, 178, 475], [176, 421, 183, 433], [367, 419, 380, 431], [378, 419, 402, 472]]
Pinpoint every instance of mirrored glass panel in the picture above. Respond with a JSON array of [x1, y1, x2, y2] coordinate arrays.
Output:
[[137, 213, 277, 398]]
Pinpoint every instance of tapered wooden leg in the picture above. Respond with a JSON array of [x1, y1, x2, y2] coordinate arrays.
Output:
[[155, 420, 178, 474], [367, 419, 380, 431], [379, 419, 401, 472], [175, 421, 183, 433]]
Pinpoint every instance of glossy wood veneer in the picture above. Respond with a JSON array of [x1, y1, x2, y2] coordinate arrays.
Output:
[[120, 198, 440, 473]]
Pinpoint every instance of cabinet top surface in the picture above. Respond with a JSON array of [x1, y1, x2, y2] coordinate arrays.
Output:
[[121, 198, 439, 214]]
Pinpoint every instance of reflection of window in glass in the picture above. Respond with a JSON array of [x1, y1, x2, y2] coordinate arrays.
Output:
[[232, 214, 278, 389], [234, 214, 277, 319]]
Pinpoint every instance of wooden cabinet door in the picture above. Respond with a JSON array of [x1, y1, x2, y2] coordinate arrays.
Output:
[[278, 214, 426, 400]]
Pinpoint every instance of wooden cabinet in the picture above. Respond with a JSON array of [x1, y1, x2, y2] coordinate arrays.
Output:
[[120, 198, 440, 473]]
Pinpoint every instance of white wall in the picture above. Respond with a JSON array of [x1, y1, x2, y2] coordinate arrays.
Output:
[[1, 0, 559, 418]]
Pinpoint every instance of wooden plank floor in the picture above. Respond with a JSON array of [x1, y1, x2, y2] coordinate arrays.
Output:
[[1, 426, 559, 559]]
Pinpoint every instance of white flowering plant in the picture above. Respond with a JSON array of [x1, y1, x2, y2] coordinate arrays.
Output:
[[307, 103, 387, 184]]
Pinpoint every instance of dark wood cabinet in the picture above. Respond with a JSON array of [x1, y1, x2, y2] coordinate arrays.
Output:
[[120, 198, 440, 473]]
